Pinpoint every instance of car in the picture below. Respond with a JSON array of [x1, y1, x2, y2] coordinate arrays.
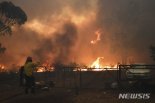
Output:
[[126, 64, 152, 80]]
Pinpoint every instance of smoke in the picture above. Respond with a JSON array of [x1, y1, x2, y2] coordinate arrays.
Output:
[[1, 0, 155, 69], [0, 26, 40, 67], [96, 0, 155, 63], [0, 0, 96, 68], [33, 21, 78, 65]]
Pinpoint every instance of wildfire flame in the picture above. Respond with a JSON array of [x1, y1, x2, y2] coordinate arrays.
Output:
[[36, 67, 45, 72], [90, 57, 104, 68], [89, 30, 118, 71], [0, 64, 4, 69], [0, 64, 6, 72], [89, 57, 118, 71], [91, 30, 101, 44], [36, 61, 54, 72]]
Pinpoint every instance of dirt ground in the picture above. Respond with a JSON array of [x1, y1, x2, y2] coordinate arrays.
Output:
[[0, 72, 155, 103], [1, 88, 155, 103]]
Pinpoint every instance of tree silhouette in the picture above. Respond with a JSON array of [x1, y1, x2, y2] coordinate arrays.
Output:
[[0, 1, 27, 35], [0, 1, 27, 53]]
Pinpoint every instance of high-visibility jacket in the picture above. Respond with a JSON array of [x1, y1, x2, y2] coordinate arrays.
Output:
[[24, 62, 34, 77]]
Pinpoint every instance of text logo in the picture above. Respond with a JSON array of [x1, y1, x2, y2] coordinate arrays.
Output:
[[119, 93, 150, 99]]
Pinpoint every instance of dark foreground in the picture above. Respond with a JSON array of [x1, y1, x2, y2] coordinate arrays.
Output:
[[0, 72, 155, 103]]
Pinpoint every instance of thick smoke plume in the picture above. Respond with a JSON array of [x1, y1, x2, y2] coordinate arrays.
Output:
[[33, 21, 77, 65], [0, 0, 95, 69]]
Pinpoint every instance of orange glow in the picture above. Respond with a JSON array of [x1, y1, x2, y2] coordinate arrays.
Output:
[[36, 66, 54, 72], [36, 67, 45, 72], [91, 30, 101, 44], [0, 64, 5, 69], [24, 6, 96, 38], [0, 64, 6, 72], [24, 19, 56, 36], [89, 57, 118, 71], [36, 61, 54, 72], [90, 57, 104, 68]]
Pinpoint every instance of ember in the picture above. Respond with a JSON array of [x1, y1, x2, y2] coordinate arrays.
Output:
[[90, 30, 101, 44], [0, 64, 6, 72]]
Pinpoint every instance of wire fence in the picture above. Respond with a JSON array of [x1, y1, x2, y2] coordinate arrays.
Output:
[[34, 67, 118, 90]]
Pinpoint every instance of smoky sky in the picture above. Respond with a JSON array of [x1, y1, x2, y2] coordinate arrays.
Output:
[[96, 0, 155, 63], [1, 0, 155, 68], [6, 0, 96, 20], [33, 21, 77, 65]]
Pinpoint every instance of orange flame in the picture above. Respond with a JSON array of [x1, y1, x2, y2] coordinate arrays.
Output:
[[36, 61, 54, 72], [90, 57, 104, 68], [89, 57, 118, 71], [91, 30, 101, 44], [0, 64, 6, 72], [36, 67, 45, 72]]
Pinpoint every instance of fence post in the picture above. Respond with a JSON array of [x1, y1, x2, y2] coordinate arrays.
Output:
[[79, 68, 82, 89], [117, 65, 121, 88], [74, 68, 79, 95]]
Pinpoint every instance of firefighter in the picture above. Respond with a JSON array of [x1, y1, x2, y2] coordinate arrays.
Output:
[[24, 56, 36, 94]]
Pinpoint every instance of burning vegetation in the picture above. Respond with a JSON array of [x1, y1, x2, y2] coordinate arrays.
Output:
[[0, 0, 155, 72], [90, 30, 101, 45], [0, 64, 5, 72], [0, 1, 155, 102]]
